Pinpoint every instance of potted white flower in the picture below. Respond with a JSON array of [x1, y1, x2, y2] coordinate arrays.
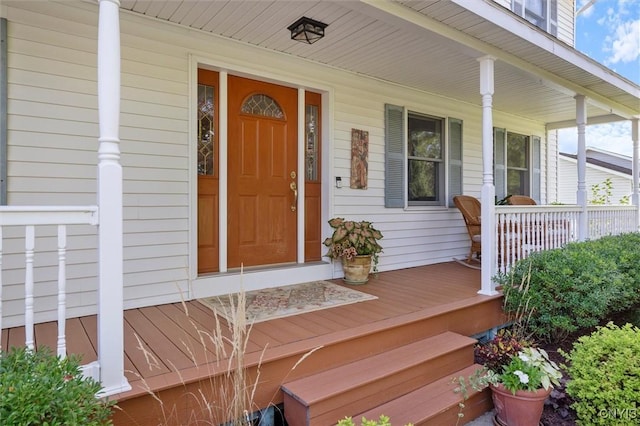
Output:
[[467, 335, 563, 426]]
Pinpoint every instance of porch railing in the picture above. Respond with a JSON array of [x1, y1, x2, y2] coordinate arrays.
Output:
[[0, 206, 98, 375], [586, 205, 638, 239], [495, 205, 638, 273]]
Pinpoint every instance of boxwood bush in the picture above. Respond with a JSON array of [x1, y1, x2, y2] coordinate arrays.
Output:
[[562, 322, 640, 425], [496, 233, 640, 342], [0, 346, 114, 425]]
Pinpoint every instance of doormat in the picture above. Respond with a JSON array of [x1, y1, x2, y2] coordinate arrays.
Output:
[[198, 281, 378, 324]]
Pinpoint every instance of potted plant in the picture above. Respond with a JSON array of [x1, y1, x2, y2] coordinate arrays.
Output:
[[323, 217, 383, 284], [466, 330, 563, 426]]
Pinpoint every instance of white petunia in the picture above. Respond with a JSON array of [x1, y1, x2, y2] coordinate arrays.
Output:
[[514, 370, 530, 384]]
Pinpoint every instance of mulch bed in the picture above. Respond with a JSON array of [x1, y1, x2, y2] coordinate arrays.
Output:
[[539, 340, 575, 426]]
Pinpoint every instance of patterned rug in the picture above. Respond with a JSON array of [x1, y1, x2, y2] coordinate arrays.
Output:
[[198, 280, 378, 324]]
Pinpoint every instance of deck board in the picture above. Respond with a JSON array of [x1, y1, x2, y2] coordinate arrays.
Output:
[[1, 262, 503, 425], [34, 321, 59, 352], [125, 309, 196, 372], [6, 325, 25, 349], [123, 315, 172, 377], [66, 317, 97, 364]]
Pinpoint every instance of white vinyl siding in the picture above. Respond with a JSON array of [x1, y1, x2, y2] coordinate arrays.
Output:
[[1, 1, 555, 324], [546, 130, 559, 203], [556, 0, 575, 46], [557, 156, 633, 205], [3, 2, 189, 324]]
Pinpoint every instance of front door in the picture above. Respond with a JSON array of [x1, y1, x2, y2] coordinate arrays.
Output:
[[227, 76, 298, 268]]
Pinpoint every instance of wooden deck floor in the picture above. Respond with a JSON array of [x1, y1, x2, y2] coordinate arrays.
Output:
[[2, 262, 504, 425]]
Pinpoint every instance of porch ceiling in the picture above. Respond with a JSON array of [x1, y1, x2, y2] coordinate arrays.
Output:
[[118, 0, 639, 127]]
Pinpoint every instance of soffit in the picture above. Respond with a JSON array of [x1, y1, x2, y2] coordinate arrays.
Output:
[[116, 0, 639, 126]]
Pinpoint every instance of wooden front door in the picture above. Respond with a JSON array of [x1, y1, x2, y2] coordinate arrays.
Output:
[[227, 76, 298, 268]]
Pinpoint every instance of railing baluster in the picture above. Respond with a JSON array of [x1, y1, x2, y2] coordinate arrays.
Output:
[[24, 225, 35, 351], [498, 213, 502, 271], [57, 225, 67, 358], [494, 205, 637, 274], [0, 226, 3, 349], [0, 207, 98, 378]]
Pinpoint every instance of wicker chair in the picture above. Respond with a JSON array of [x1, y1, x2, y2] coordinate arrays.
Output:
[[507, 195, 537, 205], [453, 195, 482, 263]]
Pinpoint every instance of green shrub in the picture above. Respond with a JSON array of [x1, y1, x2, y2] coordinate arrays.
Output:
[[562, 323, 640, 425], [496, 233, 640, 342], [337, 415, 412, 426], [589, 233, 640, 306], [0, 346, 114, 425]]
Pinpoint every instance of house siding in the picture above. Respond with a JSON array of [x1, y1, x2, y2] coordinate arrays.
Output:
[[1, 1, 553, 326], [545, 129, 559, 203], [557, 156, 633, 204], [557, 0, 575, 46]]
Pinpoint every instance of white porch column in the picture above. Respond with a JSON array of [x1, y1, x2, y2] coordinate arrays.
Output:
[[97, 0, 130, 395], [575, 95, 588, 241], [478, 56, 498, 296], [632, 118, 640, 229]]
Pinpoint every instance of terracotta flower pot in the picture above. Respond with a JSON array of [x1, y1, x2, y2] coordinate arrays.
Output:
[[341, 255, 372, 284], [491, 383, 551, 426]]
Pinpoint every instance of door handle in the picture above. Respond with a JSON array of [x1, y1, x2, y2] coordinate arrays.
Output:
[[290, 181, 298, 211]]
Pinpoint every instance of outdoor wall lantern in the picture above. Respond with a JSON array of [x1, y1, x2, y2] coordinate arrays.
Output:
[[287, 16, 328, 44]]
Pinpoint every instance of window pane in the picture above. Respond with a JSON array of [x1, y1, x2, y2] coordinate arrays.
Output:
[[508, 169, 528, 195], [408, 115, 442, 159], [524, 0, 546, 28], [526, 0, 545, 16], [507, 133, 529, 168], [408, 159, 439, 202]]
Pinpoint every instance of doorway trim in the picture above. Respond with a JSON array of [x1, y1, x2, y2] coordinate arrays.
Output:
[[188, 54, 333, 298]]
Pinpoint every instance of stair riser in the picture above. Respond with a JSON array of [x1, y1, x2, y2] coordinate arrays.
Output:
[[283, 298, 502, 386], [304, 345, 475, 425], [421, 389, 492, 426]]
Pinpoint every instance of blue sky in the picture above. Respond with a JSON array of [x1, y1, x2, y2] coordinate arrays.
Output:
[[558, 0, 640, 156]]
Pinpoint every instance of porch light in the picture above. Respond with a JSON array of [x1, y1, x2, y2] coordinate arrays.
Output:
[[287, 17, 328, 44]]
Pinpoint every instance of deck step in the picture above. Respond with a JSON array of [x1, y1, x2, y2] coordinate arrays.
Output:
[[355, 363, 492, 426], [281, 331, 478, 426]]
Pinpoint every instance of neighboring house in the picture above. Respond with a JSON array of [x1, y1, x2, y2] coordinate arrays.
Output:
[[558, 148, 634, 204], [0, 0, 638, 399]]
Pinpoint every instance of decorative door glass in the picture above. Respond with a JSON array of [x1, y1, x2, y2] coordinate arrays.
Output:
[[241, 94, 284, 118], [198, 84, 215, 175], [305, 105, 319, 181]]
